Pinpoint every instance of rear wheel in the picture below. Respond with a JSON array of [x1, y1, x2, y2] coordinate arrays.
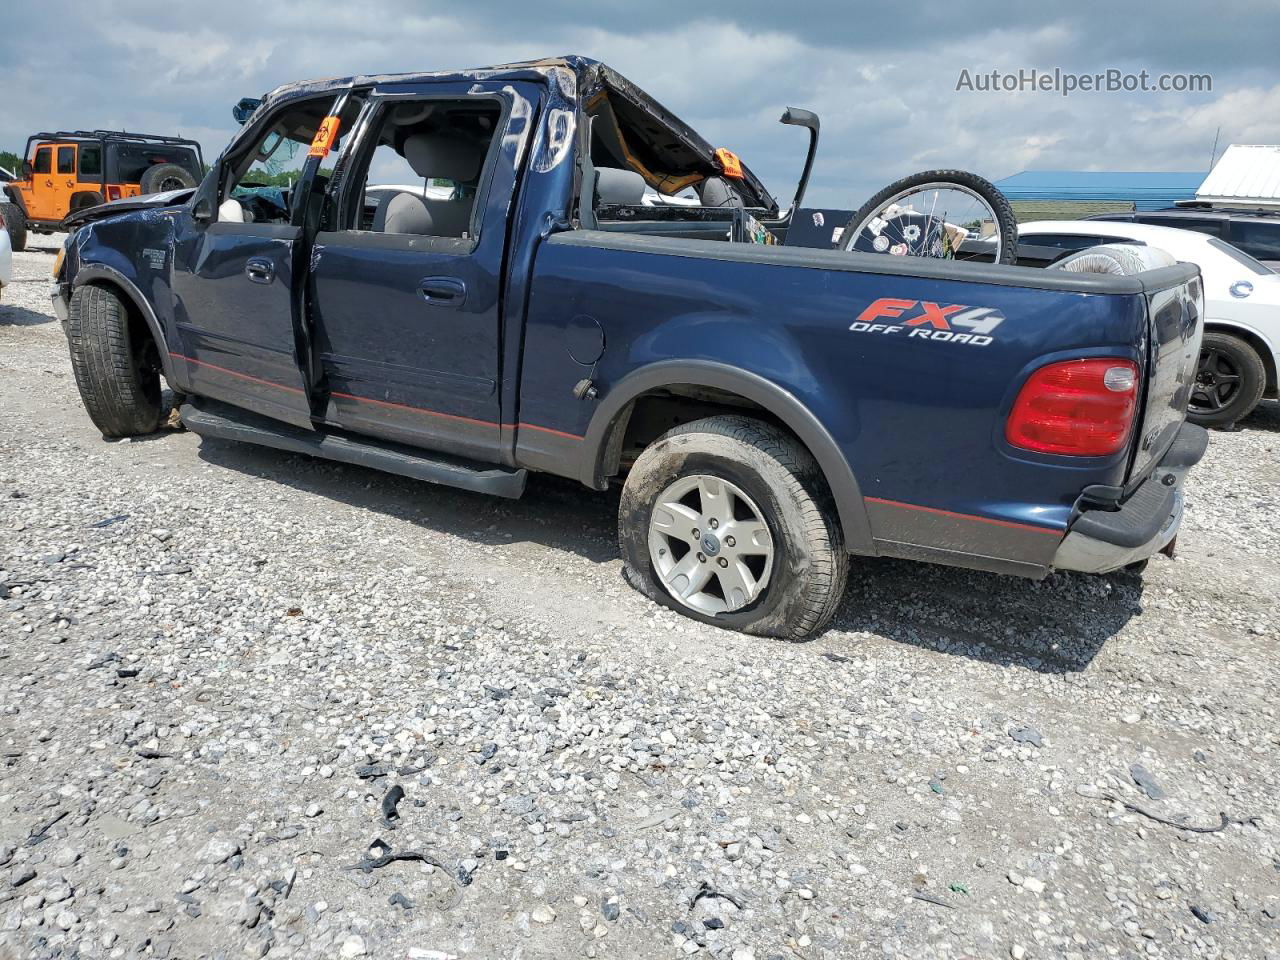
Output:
[[69, 190, 106, 213], [1, 202, 27, 252], [67, 285, 163, 437], [1187, 331, 1266, 427], [618, 416, 848, 639]]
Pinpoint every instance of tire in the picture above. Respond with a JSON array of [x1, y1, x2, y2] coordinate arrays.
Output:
[[841, 168, 1018, 265], [139, 163, 196, 195], [618, 415, 848, 639], [1187, 331, 1266, 428], [66, 284, 163, 437], [1, 202, 27, 252]]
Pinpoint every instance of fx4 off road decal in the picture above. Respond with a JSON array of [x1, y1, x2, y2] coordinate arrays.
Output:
[[850, 298, 1006, 347]]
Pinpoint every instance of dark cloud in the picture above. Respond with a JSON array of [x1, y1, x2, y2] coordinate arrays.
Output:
[[1, 2, 1274, 206]]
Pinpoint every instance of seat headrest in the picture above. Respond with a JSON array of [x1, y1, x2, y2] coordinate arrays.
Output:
[[700, 176, 743, 208], [595, 167, 646, 205], [403, 132, 486, 183]]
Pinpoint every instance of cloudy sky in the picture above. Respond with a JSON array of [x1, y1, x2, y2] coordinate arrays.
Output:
[[3, 0, 1277, 207]]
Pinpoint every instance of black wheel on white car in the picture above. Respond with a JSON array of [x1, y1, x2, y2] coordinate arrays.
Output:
[[1, 202, 27, 252], [66, 284, 163, 438], [618, 416, 847, 639], [1187, 331, 1266, 427]]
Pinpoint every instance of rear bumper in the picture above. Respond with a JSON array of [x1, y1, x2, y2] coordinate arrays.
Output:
[[1053, 422, 1208, 574]]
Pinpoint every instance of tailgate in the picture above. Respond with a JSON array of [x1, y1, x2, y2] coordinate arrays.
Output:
[[1130, 271, 1204, 482]]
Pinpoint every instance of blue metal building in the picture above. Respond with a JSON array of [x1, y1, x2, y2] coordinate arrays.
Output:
[[994, 170, 1205, 218]]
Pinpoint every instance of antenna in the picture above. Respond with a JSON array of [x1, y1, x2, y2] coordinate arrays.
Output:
[[1208, 126, 1221, 171]]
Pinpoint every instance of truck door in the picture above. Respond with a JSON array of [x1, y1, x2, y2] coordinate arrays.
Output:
[[170, 92, 352, 429], [307, 80, 537, 463]]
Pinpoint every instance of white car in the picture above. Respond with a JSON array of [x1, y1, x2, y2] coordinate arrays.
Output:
[[0, 206, 12, 303], [1017, 220, 1280, 426]]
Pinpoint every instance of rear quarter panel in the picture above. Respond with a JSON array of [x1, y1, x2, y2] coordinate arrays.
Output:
[[519, 234, 1162, 572]]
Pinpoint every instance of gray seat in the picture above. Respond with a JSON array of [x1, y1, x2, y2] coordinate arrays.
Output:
[[373, 132, 487, 237], [594, 167, 646, 205], [699, 176, 743, 208]]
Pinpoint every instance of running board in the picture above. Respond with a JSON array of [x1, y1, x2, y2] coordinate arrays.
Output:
[[180, 400, 527, 499]]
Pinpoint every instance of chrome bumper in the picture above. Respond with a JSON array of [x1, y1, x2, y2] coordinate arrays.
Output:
[[1053, 423, 1208, 575]]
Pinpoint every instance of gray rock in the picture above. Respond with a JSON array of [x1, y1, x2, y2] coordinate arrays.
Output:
[[198, 838, 241, 865], [1129, 763, 1166, 800]]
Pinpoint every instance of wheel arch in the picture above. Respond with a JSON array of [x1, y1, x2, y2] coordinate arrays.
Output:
[[69, 189, 106, 212], [1203, 319, 1278, 397], [71, 265, 177, 383], [581, 360, 875, 554]]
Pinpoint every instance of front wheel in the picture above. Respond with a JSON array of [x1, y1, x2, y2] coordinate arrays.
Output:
[[618, 416, 848, 639], [67, 284, 164, 437], [1187, 331, 1266, 427], [1, 202, 27, 252]]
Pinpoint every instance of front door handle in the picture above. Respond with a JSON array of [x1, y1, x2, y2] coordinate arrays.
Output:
[[419, 276, 466, 307], [245, 257, 275, 284]]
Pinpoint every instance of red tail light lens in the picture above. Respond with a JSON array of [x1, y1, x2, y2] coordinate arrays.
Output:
[[106, 186, 121, 201], [1006, 358, 1139, 456]]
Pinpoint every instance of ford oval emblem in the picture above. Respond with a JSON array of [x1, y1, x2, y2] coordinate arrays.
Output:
[[1229, 280, 1253, 299]]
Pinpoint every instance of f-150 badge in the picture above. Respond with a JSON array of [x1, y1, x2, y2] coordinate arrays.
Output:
[[850, 298, 1005, 346]]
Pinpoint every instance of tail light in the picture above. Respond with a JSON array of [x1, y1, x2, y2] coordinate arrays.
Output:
[[106, 186, 122, 201], [1006, 358, 1139, 456]]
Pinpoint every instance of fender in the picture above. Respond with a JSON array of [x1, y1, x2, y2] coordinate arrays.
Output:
[[72, 264, 180, 384], [1, 185, 25, 214], [580, 359, 876, 555]]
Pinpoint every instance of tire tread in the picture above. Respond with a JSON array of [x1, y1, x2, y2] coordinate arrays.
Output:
[[66, 284, 161, 437]]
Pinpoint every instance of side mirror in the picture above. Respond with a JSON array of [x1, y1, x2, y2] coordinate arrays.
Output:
[[190, 164, 220, 223], [233, 97, 262, 125], [21, 160, 32, 178]]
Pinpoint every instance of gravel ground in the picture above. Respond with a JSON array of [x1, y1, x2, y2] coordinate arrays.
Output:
[[1, 238, 1278, 960]]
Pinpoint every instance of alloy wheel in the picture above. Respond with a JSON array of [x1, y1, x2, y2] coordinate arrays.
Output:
[[647, 474, 774, 615], [1190, 346, 1242, 413]]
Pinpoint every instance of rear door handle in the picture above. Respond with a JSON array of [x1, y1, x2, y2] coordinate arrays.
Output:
[[419, 276, 467, 307], [245, 257, 275, 284]]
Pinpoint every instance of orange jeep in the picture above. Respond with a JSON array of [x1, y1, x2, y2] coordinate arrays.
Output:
[[0, 130, 202, 250]]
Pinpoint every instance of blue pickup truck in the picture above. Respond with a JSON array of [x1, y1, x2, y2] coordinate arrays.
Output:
[[52, 56, 1207, 638]]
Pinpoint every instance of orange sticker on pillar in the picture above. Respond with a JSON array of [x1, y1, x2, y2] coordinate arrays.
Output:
[[308, 116, 342, 158]]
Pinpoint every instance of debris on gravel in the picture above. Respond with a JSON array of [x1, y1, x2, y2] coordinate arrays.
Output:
[[1, 239, 1278, 958]]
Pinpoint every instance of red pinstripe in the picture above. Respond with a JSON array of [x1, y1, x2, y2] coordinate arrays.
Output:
[[864, 496, 1063, 536], [172, 353, 584, 440], [169, 353, 305, 394]]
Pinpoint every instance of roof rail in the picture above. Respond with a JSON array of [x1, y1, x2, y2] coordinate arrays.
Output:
[[29, 130, 201, 146]]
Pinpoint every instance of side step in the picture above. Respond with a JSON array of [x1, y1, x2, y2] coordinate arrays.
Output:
[[180, 400, 527, 499]]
